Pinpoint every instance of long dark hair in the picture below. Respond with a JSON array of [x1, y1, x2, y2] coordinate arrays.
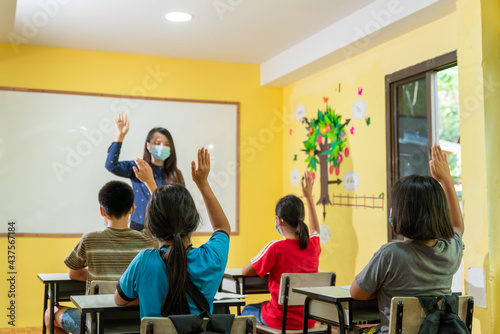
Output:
[[276, 195, 309, 249], [145, 184, 200, 316], [143, 127, 184, 185], [391, 174, 454, 240]]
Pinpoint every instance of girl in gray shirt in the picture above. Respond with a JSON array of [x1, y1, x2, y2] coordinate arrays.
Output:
[[350, 144, 465, 334]]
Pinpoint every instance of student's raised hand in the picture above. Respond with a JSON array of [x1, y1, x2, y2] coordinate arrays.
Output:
[[301, 170, 314, 199], [191, 148, 210, 189], [114, 113, 129, 141], [133, 158, 156, 194], [429, 144, 452, 184]]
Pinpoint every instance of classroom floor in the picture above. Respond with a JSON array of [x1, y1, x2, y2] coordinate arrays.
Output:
[[0, 327, 42, 334]]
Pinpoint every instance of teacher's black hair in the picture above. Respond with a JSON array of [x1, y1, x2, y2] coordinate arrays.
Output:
[[276, 195, 309, 249], [143, 127, 184, 185], [145, 184, 200, 316]]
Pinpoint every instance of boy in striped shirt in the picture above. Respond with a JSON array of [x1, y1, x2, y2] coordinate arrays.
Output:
[[44, 180, 157, 334]]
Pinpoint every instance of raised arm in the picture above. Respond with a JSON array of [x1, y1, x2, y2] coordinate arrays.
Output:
[[133, 158, 157, 194], [429, 144, 464, 235], [114, 112, 129, 142], [191, 148, 231, 235], [301, 170, 320, 234]]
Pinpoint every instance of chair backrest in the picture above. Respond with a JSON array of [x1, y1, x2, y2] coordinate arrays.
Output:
[[277, 272, 336, 306], [140, 315, 256, 334], [89, 280, 118, 295], [388, 295, 474, 334]]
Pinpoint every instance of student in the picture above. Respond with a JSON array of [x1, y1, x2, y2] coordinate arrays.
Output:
[[44, 181, 157, 334], [350, 144, 465, 334], [105, 112, 184, 231], [240, 170, 321, 330], [114, 148, 231, 318]]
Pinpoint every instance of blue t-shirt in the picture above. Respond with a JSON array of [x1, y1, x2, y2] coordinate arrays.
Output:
[[117, 231, 230, 318], [105, 142, 182, 226]]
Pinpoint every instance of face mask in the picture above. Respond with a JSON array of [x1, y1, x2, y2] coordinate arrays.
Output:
[[275, 217, 284, 237], [150, 145, 171, 161], [388, 208, 393, 227]]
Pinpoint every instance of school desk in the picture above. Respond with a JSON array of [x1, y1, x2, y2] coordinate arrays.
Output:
[[70, 294, 247, 334], [37, 273, 86, 334], [220, 268, 269, 295], [292, 285, 380, 334]]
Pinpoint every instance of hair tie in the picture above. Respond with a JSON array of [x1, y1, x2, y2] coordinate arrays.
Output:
[[174, 233, 181, 238]]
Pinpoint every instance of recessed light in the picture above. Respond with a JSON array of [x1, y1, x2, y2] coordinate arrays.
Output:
[[165, 12, 193, 22]]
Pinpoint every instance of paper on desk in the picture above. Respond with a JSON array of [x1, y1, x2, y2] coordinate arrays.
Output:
[[214, 292, 247, 300], [340, 285, 351, 290]]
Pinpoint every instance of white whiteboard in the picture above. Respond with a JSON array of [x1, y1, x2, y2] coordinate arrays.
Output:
[[0, 89, 238, 235]]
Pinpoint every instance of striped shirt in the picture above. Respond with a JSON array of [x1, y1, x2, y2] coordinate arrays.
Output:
[[64, 227, 158, 294]]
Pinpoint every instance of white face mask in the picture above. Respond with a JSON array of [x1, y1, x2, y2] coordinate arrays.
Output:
[[150, 145, 171, 161]]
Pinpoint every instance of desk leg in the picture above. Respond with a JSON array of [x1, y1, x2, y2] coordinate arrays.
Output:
[[49, 283, 55, 334], [303, 298, 311, 334], [79, 311, 86, 334], [333, 302, 346, 334], [42, 284, 48, 334], [235, 278, 242, 315]]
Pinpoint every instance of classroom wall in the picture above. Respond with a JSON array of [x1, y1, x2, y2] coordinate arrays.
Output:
[[0, 43, 283, 327], [282, 6, 497, 332]]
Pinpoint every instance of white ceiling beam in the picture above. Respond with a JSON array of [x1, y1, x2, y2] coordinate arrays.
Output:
[[260, 0, 455, 87]]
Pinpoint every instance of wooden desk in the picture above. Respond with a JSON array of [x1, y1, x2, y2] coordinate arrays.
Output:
[[220, 268, 269, 295], [293, 286, 380, 334], [37, 273, 86, 334], [71, 294, 246, 334]]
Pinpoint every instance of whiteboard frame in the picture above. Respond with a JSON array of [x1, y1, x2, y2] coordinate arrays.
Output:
[[0, 86, 240, 237]]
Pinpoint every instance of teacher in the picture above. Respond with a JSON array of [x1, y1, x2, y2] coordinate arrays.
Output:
[[105, 113, 184, 231]]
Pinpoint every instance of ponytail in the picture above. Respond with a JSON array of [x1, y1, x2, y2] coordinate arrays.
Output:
[[161, 234, 190, 316], [296, 220, 310, 249], [276, 195, 309, 249], [146, 184, 200, 316]]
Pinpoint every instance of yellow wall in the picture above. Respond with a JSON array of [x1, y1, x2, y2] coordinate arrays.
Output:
[[283, 12, 458, 283], [0, 43, 283, 327], [282, 7, 496, 332]]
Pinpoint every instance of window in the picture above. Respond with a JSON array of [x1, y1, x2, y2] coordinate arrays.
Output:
[[385, 51, 460, 241]]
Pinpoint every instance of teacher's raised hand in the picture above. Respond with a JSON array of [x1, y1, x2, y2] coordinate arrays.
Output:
[[114, 113, 130, 142]]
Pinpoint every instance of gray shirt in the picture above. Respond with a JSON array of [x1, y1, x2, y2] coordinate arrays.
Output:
[[355, 230, 463, 333]]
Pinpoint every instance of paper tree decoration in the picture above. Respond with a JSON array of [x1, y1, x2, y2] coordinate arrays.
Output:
[[302, 98, 350, 212]]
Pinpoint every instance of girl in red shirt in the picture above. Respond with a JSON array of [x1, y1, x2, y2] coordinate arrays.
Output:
[[241, 170, 321, 329]]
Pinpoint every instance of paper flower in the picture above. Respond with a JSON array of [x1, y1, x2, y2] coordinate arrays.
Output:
[[343, 170, 360, 192], [320, 224, 331, 244], [351, 99, 367, 121], [290, 168, 301, 186], [295, 104, 306, 122]]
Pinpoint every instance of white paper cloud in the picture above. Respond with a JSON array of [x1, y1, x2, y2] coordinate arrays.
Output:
[[290, 168, 301, 186], [295, 104, 306, 122], [343, 170, 360, 192], [351, 99, 367, 121]]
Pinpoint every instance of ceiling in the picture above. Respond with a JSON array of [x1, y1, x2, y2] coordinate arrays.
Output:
[[1, 0, 455, 86], [1, 0, 374, 63]]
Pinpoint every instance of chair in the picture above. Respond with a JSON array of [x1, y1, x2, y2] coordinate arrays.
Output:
[[388, 295, 474, 333], [140, 315, 256, 333], [255, 272, 336, 334], [87, 280, 140, 334]]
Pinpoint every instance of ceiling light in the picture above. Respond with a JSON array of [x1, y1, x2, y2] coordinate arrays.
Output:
[[165, 12, 193, 22]]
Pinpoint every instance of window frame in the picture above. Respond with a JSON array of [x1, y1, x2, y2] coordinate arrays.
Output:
[[385, 51, 458, 241]]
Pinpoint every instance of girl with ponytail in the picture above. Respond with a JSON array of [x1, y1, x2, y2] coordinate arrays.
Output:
[[114, 148, 231, 318], [241, 170, 321, 330]]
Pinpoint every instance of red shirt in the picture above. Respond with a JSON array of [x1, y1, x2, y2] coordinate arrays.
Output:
[[251, 232, 321, 329]]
